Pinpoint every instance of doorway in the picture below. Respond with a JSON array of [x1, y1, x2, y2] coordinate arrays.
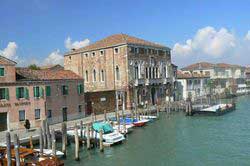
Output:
[[151, 88, 156, 105], [0, 113, 7, 131]]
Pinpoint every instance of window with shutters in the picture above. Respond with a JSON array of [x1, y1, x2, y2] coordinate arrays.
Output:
[[45, 86, 51, 97], [62, 85, 69, 95], [35, 109, 40, 120], [0, 88, 9, 100], [16, 87, 26, 99], [33, 86, 43, 98], [19, 110, 25, 121], [93, 69, 97, 82], [0, 67, 4, 77], [77, 83, 84, 95]]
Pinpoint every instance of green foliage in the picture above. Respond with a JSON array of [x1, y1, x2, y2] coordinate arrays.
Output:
[[28, 64, 40, 70]]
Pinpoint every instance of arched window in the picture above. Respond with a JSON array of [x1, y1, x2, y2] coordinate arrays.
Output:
[[101, 70, 105, 82], [116, 66, 120, 80], [93, 69, 96, 82], [85, 70, 88, 82], [134, 62, 139, 79]]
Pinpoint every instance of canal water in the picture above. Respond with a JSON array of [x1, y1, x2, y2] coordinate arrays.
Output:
[[64, 95, 250, 166]]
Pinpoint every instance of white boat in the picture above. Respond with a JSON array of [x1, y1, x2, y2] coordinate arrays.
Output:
[[67, 129, 125, 145], [34, 149, 64, 157], [140, 115, 158, 119], [113, 124, 134, 134]]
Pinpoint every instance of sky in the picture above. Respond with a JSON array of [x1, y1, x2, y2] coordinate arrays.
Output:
[[0, 0, 250, 67]]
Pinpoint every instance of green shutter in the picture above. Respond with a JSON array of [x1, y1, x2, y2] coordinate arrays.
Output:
[[24, 88, 29, 99], [46, 86, 51, 96], [16, 88, 19, 99], [33, 87, 36, 97], [5, 88, 9, 100], [77, 84, 81, 94], [65, 85, 68, 95], [0, 68, 4, 76], [40, 87, 44, 98]]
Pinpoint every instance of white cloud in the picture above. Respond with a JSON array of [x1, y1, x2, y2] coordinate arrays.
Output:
[[0, 42, 18, 60], [64, 37, 90, 50], [173, 26, 236, 57], [43, 49, 64, 65], [172, 26, 250, 67]]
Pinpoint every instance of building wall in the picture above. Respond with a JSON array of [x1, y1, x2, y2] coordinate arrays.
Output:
[[45, 80, 85, 124], [0, 64, 16, 83]]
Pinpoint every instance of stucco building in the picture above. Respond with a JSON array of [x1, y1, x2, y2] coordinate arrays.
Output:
[[0, 56, 85, 131], [64, 34, 176, 113]]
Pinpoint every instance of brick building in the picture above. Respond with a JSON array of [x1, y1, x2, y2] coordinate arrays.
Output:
[[64, 34, 176, 113], [0, 56, 85, 131]]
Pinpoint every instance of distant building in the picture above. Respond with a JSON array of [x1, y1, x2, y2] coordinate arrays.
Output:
[[0, 56, 85, 131], [64, 34, 176, 114], [181, 62, 246, 95], [176, 70, 210, 101]]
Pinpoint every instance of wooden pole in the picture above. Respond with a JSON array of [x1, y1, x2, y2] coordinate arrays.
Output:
[[29, 136, 33, 149], [80, 120, 83, 138], [13, 134, 20, 166], [6, 132, 11, 166], [86, 123, 91, 149], [51, 129, 56, 157], [39, 127, 44, 154], [74, 123, 80, 161], [46, 121, 52, 149], [104, 110, 107, 121], [62, 122, 67, 158], [99, 129, 104, 152], [42, 120, 47, 149]]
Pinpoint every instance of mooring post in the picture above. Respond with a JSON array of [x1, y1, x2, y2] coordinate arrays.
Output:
[[29, 136, 33, 149], [42, 120, 47, 149], [51, 129, 56, 157], [39, 127, 44, 154], [74, 123, 80, 161], [62, 122, 67, 158], [99, 129, 104, 152], [104, 110, 107, 122], [80, 120, 83, 138], [46, 121, 52, 149], [86, 123, 91, 149], [6, 132, 11, 166], [157, 106, 159, 118], [14, 134, 20, 166]]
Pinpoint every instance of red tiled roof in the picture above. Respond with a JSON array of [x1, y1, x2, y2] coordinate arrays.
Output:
[[177, 70, 210, 79], [65, 33, 168, 55], [16, 67, 82, 81], [182, 62, 244, 71]]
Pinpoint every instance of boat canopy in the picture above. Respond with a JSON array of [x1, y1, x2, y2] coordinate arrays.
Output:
[[92, 122, 114, 134]]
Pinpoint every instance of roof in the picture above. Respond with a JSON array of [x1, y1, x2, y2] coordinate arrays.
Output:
[[65, 33, 169, 56], [0, 55, 17, 65], [177, 70, 210, 79], [16, 67, 82, 81], [182, 62, 244, 71]]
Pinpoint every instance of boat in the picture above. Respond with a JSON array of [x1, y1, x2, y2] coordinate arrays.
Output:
[[0, 146, 64, 166], [67, 122, 125, 145], [193, 103, 236, 116], [34, 149, 64, 157], [113, 124, 134, 134], [110, 117, 149, 127], [139, 115, 158, 119]]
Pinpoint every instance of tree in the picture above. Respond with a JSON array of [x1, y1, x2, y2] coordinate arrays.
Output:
[[28, 64, 40, 70]]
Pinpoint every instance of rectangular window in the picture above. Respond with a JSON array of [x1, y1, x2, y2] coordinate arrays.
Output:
[[62, 85, 69, 95], [35, 109, 40, 120], [114, 47, 119, 54], [0, 88, 9, 100], [33, 86, 43, 98], [0, 67, 4, 76], [16, 87, 25, 99], [135, 48, 138, 54], [46, 86, 51, 96], [130, 47, 135, 53], [47, 110, 52, 118], [77, 83, 84, 95], [78, 105, 82, 112], [19, 110, 25, 122]]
